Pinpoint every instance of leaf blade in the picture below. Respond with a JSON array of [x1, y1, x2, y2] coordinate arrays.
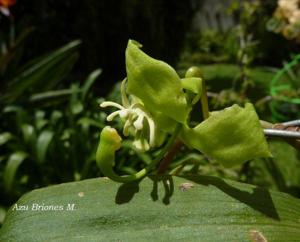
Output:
[[0, 132, 13, 146], [36, 130, 54, 164], [1, 176, 300, 242], [3, 151, 28, 193], [80, 68, 102, 101]]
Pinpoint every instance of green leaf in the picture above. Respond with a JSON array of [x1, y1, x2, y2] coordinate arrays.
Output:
[[36, 130, 54, 164], [3, 151, 28, 193], [50, 110, 63, 125], [126, 40, 188, 123], [2, 40, 81, 104], [0, 206, 6, 226], [70, 84, 84, 115], [80, 69, 102, 101], [29, 89, 77, 102], [71, 101, 84, 115], [1, 176, 300, 241], [0, 132, 13, 146], [181, 103, 271, 167], [21, 124, 36, 147], [77, 117, 105, 129]]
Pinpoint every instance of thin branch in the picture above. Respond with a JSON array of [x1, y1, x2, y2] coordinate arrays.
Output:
[[263, 122, 300, 151], [201, 80, 210, 120]]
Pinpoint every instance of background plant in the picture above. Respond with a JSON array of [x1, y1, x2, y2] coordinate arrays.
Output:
[[0, 67, 104, 204], [269, 54, 300, 121], [0, 8, 105, 222]]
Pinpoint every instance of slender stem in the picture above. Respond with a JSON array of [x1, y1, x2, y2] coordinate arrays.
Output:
[[158, 69, 211, 174], [157, 140, 182, 174], [80, 158, 92, 180], [201, 80, 210, 120], [122, 123, 182, 181], [184, 66, 209, 120], [149, 124, 182, 170]]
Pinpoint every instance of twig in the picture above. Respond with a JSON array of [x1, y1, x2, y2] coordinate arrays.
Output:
[[264, 129, 300, 139], [282, 120, 300, 126], [201, 81, 210, 120], [264, 122, 300, 151]]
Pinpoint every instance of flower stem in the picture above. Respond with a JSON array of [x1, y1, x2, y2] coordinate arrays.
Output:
[[157, 140, 182, 174], [201, 80, 210, 120]]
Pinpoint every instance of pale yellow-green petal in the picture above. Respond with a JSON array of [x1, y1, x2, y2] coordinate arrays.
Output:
[[125, 40, 188, 123], [181, 103, 271, 167]]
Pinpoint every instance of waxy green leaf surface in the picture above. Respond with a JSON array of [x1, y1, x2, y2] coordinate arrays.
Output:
[[1, 176, 300, 242]]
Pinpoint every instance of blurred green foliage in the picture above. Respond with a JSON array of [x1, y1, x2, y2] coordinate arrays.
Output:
[[174, 0, 300, 200], [177, 0, 300, 119], [269, 54, 300, 121], [0, 16, 106, 215], [0, 69, 103, 205]]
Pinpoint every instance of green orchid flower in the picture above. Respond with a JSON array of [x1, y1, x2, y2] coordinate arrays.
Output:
[[96, 39, 271, 183]]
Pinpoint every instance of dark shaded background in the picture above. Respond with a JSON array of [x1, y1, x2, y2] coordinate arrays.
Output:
[[13, 0, 201, 95]]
